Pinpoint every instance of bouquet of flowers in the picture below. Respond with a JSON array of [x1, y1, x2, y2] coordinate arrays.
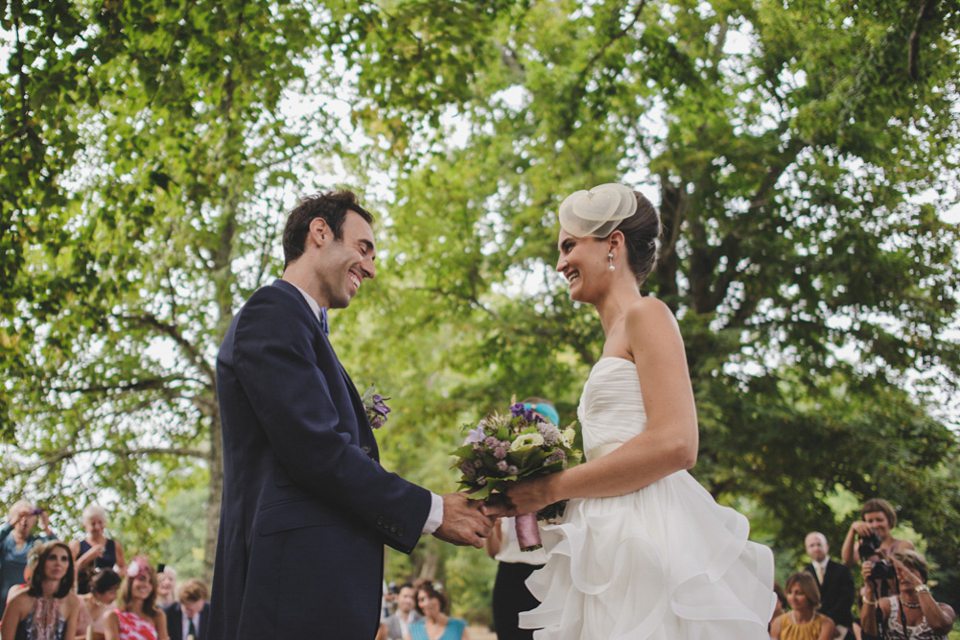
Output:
[[361, 384, 391, 429], [451, 401, 581, 551]]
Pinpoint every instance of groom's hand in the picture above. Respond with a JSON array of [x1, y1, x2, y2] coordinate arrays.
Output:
[[433, 493, 497, 549]]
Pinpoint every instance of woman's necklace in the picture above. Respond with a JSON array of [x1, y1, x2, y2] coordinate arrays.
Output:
[[900, 595, 922, 610]]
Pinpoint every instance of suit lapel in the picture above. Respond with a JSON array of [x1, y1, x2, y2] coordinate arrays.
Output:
[[270, 279, 380, 461]]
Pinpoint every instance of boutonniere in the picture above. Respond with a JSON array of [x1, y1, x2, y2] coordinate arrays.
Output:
[[361, 384, 391, 429]]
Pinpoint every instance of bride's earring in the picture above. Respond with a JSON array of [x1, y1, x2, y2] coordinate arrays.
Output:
[[608, 253, 615, 271]]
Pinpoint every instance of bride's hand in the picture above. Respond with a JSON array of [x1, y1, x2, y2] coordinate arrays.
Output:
[[505, 475, 557, 516]]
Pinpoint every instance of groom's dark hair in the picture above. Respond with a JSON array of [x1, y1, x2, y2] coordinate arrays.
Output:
[[283, 190, 374, 268]]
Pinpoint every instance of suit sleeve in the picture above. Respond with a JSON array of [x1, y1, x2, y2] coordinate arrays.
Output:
[[229, 286, 431, 552]]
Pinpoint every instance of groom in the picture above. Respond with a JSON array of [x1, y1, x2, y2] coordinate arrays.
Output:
[[209, 191, 499, 640]]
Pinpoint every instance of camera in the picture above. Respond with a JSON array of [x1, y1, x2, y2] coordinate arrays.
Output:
[[870, 559, 896, 581], [858, 532, 883, 559]]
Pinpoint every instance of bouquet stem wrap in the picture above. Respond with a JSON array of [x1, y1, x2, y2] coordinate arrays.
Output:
[[515, 512, 542, 551]]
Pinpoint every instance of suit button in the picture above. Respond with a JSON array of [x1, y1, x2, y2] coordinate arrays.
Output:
[[361, 445, 371, 454]]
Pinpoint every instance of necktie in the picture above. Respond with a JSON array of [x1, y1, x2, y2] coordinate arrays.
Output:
[[319, 307, 329, 336], [815, 563, 824, 584], [187, 618, 197, 640]]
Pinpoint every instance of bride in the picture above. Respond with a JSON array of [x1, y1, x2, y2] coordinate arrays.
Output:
[[505, 183, 775, 639]]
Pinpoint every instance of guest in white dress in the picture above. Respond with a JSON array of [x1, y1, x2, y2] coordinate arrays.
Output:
[[505, 183, 776, 639]]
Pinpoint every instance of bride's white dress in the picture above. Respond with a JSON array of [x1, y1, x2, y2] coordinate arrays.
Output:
[[520, 357, 776, 639]]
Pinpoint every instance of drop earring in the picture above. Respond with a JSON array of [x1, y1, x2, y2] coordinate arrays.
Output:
[[608, 253, 615, 271]]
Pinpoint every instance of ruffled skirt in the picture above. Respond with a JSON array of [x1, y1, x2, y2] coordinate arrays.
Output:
[[519, 470, 776, 639]]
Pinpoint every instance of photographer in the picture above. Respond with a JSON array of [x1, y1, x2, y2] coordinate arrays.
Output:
[[842, 499, 914, 566], [0, 501, 56, 618], [859, 549, 954, 640]]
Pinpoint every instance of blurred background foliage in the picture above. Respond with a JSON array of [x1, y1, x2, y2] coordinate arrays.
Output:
[[2, 0, 959, 625]]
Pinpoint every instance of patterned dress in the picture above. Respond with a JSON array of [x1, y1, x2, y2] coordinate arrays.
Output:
[[885, 597, 948, 640], [14, 598, 67, 640], [115, 610, 158, 640]]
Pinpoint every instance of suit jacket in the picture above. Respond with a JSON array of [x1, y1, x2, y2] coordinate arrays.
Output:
[[805, 558, 854, 627], [209, 280, 432, 640], [164, 601, 210, 640]]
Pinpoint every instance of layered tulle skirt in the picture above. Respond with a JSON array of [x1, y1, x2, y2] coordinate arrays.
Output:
[[519, 470, 776, 640]]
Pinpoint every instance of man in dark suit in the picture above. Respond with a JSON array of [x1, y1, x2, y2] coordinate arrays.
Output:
[[209, 191, 499, 640], [164, 578, 210, 640], [804, 531, 855, 639]]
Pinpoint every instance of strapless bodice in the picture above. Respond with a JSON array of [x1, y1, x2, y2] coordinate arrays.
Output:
[[578, 357, 646, 459]]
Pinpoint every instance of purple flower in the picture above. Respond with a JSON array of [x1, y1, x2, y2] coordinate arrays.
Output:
[[464, 426, 486, 445], [460, 461, 476, 477], [493, 445, 508, 460], [507, 465, 518, 475], [473, 459, 484, 469], [485, 436, 501, 449], [361, 385, 391, 429], [497, 460, 509, 472], [545, 450, 567, 467], [537, 423, 560, 446], [510, 402, 536, 422]]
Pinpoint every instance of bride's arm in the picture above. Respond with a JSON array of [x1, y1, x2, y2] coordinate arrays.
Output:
[[507, 298, 698, 513]]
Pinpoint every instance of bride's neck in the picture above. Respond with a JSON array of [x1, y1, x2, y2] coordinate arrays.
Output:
[[596, 286, 641, 333]]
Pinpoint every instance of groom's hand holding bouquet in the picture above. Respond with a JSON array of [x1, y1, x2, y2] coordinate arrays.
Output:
[[451, 401, 581, 551]]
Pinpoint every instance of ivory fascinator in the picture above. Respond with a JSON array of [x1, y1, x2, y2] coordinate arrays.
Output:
[[558, 183, 637, 237]]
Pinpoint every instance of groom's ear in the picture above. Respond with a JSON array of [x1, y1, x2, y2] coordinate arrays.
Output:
[[308, 217, 331, 249]]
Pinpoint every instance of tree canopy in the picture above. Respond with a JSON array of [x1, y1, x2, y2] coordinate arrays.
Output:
[[2, 0, 959, 615]]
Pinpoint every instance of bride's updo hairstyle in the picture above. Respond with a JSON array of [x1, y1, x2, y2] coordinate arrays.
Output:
[[558, 183, 661, 284]]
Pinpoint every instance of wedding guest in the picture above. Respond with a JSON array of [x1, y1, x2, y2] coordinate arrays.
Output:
[[769, 571, 836, 640], [155, 567, 177, 609], [4, 548, 38, 606], [0, 541, 80, 640], [404, 582, 469, 640], [804, 531, 854, 639], [841, 498, 914, 565], [859, 549, 954, 640], [384, 583, 421, 640], [103, 557, 168, 640], [163, 579, 209, 640], [0, 500, 56, 617], [76, 569, 122, 640], [485, 398, 559, 640], [70, 506, 127, 595]]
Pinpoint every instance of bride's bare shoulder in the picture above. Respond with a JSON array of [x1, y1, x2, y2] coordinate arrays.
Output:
[[624, 296, 676, 327]]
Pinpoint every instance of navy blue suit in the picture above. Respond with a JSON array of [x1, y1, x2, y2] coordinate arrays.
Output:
[[805, 559, 855, 629], [163, 601, 210, 640], [209, 280, 432, 639]]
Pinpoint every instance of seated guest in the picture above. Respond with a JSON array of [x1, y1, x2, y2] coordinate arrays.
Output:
[[804, 531, 855, 639], [76, 569, 122, 640], [155, 566, 177, 609], [103, 557, 168, 640], [404, 581, 469, 640], [859, 549, 954, 640], [163, 579, 209, 640], [0, 541, 80, 640], [70, 505, 126, 594], [769, 571, 836, 640], [385, 583, 421, 640]]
